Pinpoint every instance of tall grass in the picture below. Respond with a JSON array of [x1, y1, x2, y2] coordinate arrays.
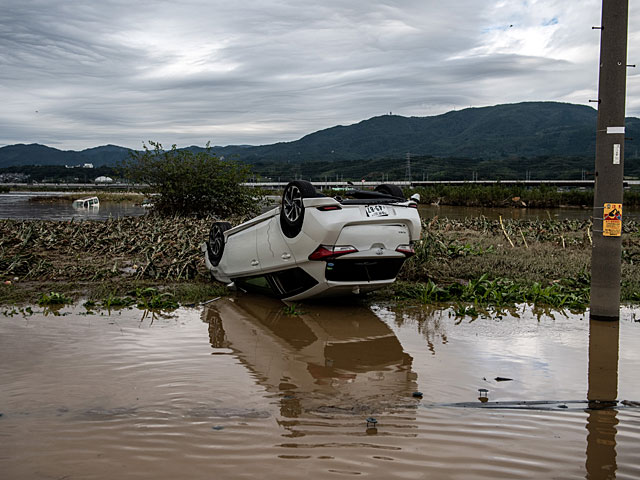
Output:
[[410, 184, 640, 207], [390, 274, 590, 311], [395, 216, 640, 309]]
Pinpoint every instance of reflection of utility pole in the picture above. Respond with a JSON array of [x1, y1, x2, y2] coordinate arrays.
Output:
[[590, 0, 629, 321], [588, 319, 619, 405], [586, 319, 619, 477]]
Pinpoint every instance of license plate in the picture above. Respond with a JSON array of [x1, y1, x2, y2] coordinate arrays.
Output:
[[365, 205, 389, 217]]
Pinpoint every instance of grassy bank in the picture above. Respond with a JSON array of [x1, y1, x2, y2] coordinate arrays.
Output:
[[1, 214, 639, 310], [28, 191, 147, 204], [410, 184, 640, 207]]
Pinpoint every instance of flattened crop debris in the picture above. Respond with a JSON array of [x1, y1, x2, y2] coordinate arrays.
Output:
[[0, 216, 214, 282]]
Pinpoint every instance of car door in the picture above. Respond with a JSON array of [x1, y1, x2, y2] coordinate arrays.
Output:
[[255, 216, 296, 273], [221, 225, 261, 277]]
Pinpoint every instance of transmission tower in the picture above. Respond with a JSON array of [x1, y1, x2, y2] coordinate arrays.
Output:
[[405, 152, 412, 181]]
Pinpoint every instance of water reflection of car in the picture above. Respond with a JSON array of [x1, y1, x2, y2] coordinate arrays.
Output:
[[202, 181, 421, 301], [202, 295, 416, 416]]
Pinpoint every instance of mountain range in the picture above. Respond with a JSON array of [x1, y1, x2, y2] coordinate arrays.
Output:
[[2, 102, 639, 168]]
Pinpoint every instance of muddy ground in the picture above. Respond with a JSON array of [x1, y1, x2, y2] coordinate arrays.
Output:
[[1, 215, 639, 306]]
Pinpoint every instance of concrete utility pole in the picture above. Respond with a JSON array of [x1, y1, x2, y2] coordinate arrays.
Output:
[[590, 0, 629, 321]]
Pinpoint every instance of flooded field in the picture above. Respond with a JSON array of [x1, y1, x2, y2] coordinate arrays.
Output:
[[1, 296, 639, 479], [0, 192, 147, 220], [3, 191, 640, 223]]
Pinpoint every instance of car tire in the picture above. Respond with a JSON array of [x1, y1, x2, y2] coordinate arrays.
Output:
[[280, 180, 317, 238], [207, 221, 232, 266], [375, 183, 404, 199]]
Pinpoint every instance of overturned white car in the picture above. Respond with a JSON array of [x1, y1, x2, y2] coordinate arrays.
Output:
[[203, 181, 421, 301]]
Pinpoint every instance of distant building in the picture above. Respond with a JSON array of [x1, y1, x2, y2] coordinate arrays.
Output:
[[0, 172, 30, 183], [83, 163, 94, 169], [94, 176, 113, 184]]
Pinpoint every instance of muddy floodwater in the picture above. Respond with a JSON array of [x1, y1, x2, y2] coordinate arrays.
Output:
[[1, 297, 640, 479], [0, 192, 147, 220], [3, 191, 640, 223]]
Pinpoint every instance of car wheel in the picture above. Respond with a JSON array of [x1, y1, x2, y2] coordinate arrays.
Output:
[[207, 221, 232, 266], [375, 183, 404, 199], [280, 180, 317, 238]]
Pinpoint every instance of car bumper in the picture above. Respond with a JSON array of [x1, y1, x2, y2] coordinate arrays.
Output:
[[280, 253, 406, 301]]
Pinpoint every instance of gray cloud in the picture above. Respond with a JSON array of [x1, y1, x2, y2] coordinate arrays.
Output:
[[0, 0, 637, 149]]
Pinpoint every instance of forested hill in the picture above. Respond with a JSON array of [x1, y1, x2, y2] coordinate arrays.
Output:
[[2, 102, 640, 167], [0, 143, 131, 168], [243, 102, 605, 161]]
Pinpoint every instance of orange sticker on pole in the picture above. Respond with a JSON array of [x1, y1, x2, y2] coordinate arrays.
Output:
[[603, 203, 622, 237]]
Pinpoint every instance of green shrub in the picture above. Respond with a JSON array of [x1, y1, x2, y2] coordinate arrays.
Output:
[[122, 141, 260, 218]]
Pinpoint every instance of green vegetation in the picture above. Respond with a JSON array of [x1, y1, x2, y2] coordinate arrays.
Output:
[[0, 143, 131, 168], [1, 306, 34, 317], [282, 303, 305, 316], [133, 287, 179, 310], [385, 216, 640, 311], [221, 102, 634, 163], [86, 282, 228, 309], [0, 164, 119, 183], [165, 283, 229, 304], [6, 152, 639, 184], [390, 275, 589, 311], [409, 184, 640, 207], [37, 291, 72, 306], [87, 287, 180, 311], [121, 141, 260, 217], [100, 292, 137, 309], [248, 154, 610, 183]]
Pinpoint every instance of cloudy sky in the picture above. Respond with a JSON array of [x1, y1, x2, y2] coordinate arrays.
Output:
[[1, 0, 638, 150]]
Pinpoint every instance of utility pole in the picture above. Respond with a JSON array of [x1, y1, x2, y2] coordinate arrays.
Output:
[[405, 152, 412, 182], [590, 0, 629, 321]]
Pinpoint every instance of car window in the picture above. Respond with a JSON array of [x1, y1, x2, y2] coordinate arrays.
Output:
[[271, 268, 318, 296], [235, 276, 276, 295]]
